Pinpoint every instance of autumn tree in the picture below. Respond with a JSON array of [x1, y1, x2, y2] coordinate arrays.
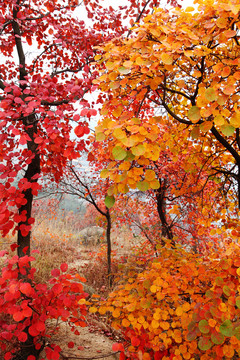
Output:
[[57, 164, 115, 285], [0, 0, 171, 258], [1, 1, 178, 359], [94, 0, 240, 235], [93, 113, 226, 251]]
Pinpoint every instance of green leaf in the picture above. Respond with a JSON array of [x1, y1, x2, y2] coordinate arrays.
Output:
[[125, 151, 135, 161], [199, 319, 210, 334], [112, 146, 127, 160], [188, 106, 201, 122], [220, 319, 233, 337], [215, 277, 224, 286], [211, 331, 224, 345], [234, 326, 240, 340], [210, 305, 222, 319], [143, 279, 151, 289], [190, 126, 200, 139], [105, 195, 115, 209], [205, 87, 217, 102], [220, 125, 235, 136], [206, 290, 214, 299], [223, 285, 231, 297], [118, 66, 131, 75], [236, 298, 240, 309], [96, 132, 106, 141], [131, 144, 145, 156], [186, 326, 199, 341], [198, 337, 212, 351], [188, 321, 197, 332], [137, 181, 149, 192]]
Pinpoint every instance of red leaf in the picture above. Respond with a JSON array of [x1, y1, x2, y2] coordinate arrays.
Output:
[[20, 282, 33, 296], [27, 356, 36, 360], [22, 306, 32, 318], [13, 311, 25, 322], [73, 114, 80, 121], [68, 342, 75, 349], [112, 343, 124, 352], [51, 268, 60, 277], [18, 332, 28, 342], [35, 321, 45, 332], [60, 263, 68, 272], [0, 250, 8, 257], [10, 243, 19, 252], [74, 125, 85, 137], [28, 325, 39, 337], [131, 336, 140, 347], [80, 109, 88, 116], [4, 352, 12, 360], [90, 109, 97, 116], [23, 246, 29, 254], [34, 137, 43, 144]]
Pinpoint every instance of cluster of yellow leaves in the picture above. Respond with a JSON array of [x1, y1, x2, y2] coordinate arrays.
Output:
[[92, 244, 240, 359], [94, 0, 240, 195]]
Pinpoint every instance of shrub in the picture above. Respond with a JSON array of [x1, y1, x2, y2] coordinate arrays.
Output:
[[95, 244, 240, 360], [0, 248, 87, 360]]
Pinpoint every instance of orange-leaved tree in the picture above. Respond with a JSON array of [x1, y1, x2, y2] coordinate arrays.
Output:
[[94, 0, 240, 231], [0, 1, 176, 359]]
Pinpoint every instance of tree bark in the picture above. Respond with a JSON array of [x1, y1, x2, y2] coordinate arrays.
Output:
[[106, 209, 113, 287], [17, 115, 40, 258], [155, 179, 175, 246]]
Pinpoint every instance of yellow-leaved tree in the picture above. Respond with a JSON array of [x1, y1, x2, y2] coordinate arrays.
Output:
[[89, 1, 240, 359]]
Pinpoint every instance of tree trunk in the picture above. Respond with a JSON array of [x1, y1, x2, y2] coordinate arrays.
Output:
[[105, 209, 112, 287], [156, 179, 175, 246], [12, 330, 45, 360], [17, 116, 40, 258]]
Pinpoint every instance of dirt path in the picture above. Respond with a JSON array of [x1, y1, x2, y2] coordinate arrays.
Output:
[[40, 247, 120, 360]]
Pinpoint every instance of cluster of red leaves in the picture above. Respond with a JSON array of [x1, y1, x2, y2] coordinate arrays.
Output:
[[0, 249, 87, 360]]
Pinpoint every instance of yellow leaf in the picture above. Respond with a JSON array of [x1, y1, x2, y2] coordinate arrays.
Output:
[[106, 61, 115, 70], [78, 299, 86, 305], [112, 106, 123, 118], [176, 307, 183, 316], [112, 309, 121, 318], [216, 17, 228, 29], [150, 285, 157, 293], [122, 318, 130, 327], [151, 320, 159, 329], [89, 306, 98, 313], [100, 169, 109, 179], [161, 53, 173, 65], [230, 112, 240, 128], [214, 115, 225, 126], [113, 128, 126, 139], [185, 6, 195, 12], [145, 169, 155, 181], [150, 179, 160, 190], [160, 321, 170, 330], [205, 88, 217, 102]]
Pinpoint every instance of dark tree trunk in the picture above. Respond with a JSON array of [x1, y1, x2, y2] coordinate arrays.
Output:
[[12, 330, 45, 360], [156, 179, 175, 246], [17, 115, 40, 258], [105, 209, 112, 287]]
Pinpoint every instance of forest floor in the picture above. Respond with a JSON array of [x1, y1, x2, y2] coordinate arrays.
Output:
[[38, 231, 143, 360]]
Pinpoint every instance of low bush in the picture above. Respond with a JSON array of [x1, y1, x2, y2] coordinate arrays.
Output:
[[94, 244, 240, 360], [0, 248, 87, 360]]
